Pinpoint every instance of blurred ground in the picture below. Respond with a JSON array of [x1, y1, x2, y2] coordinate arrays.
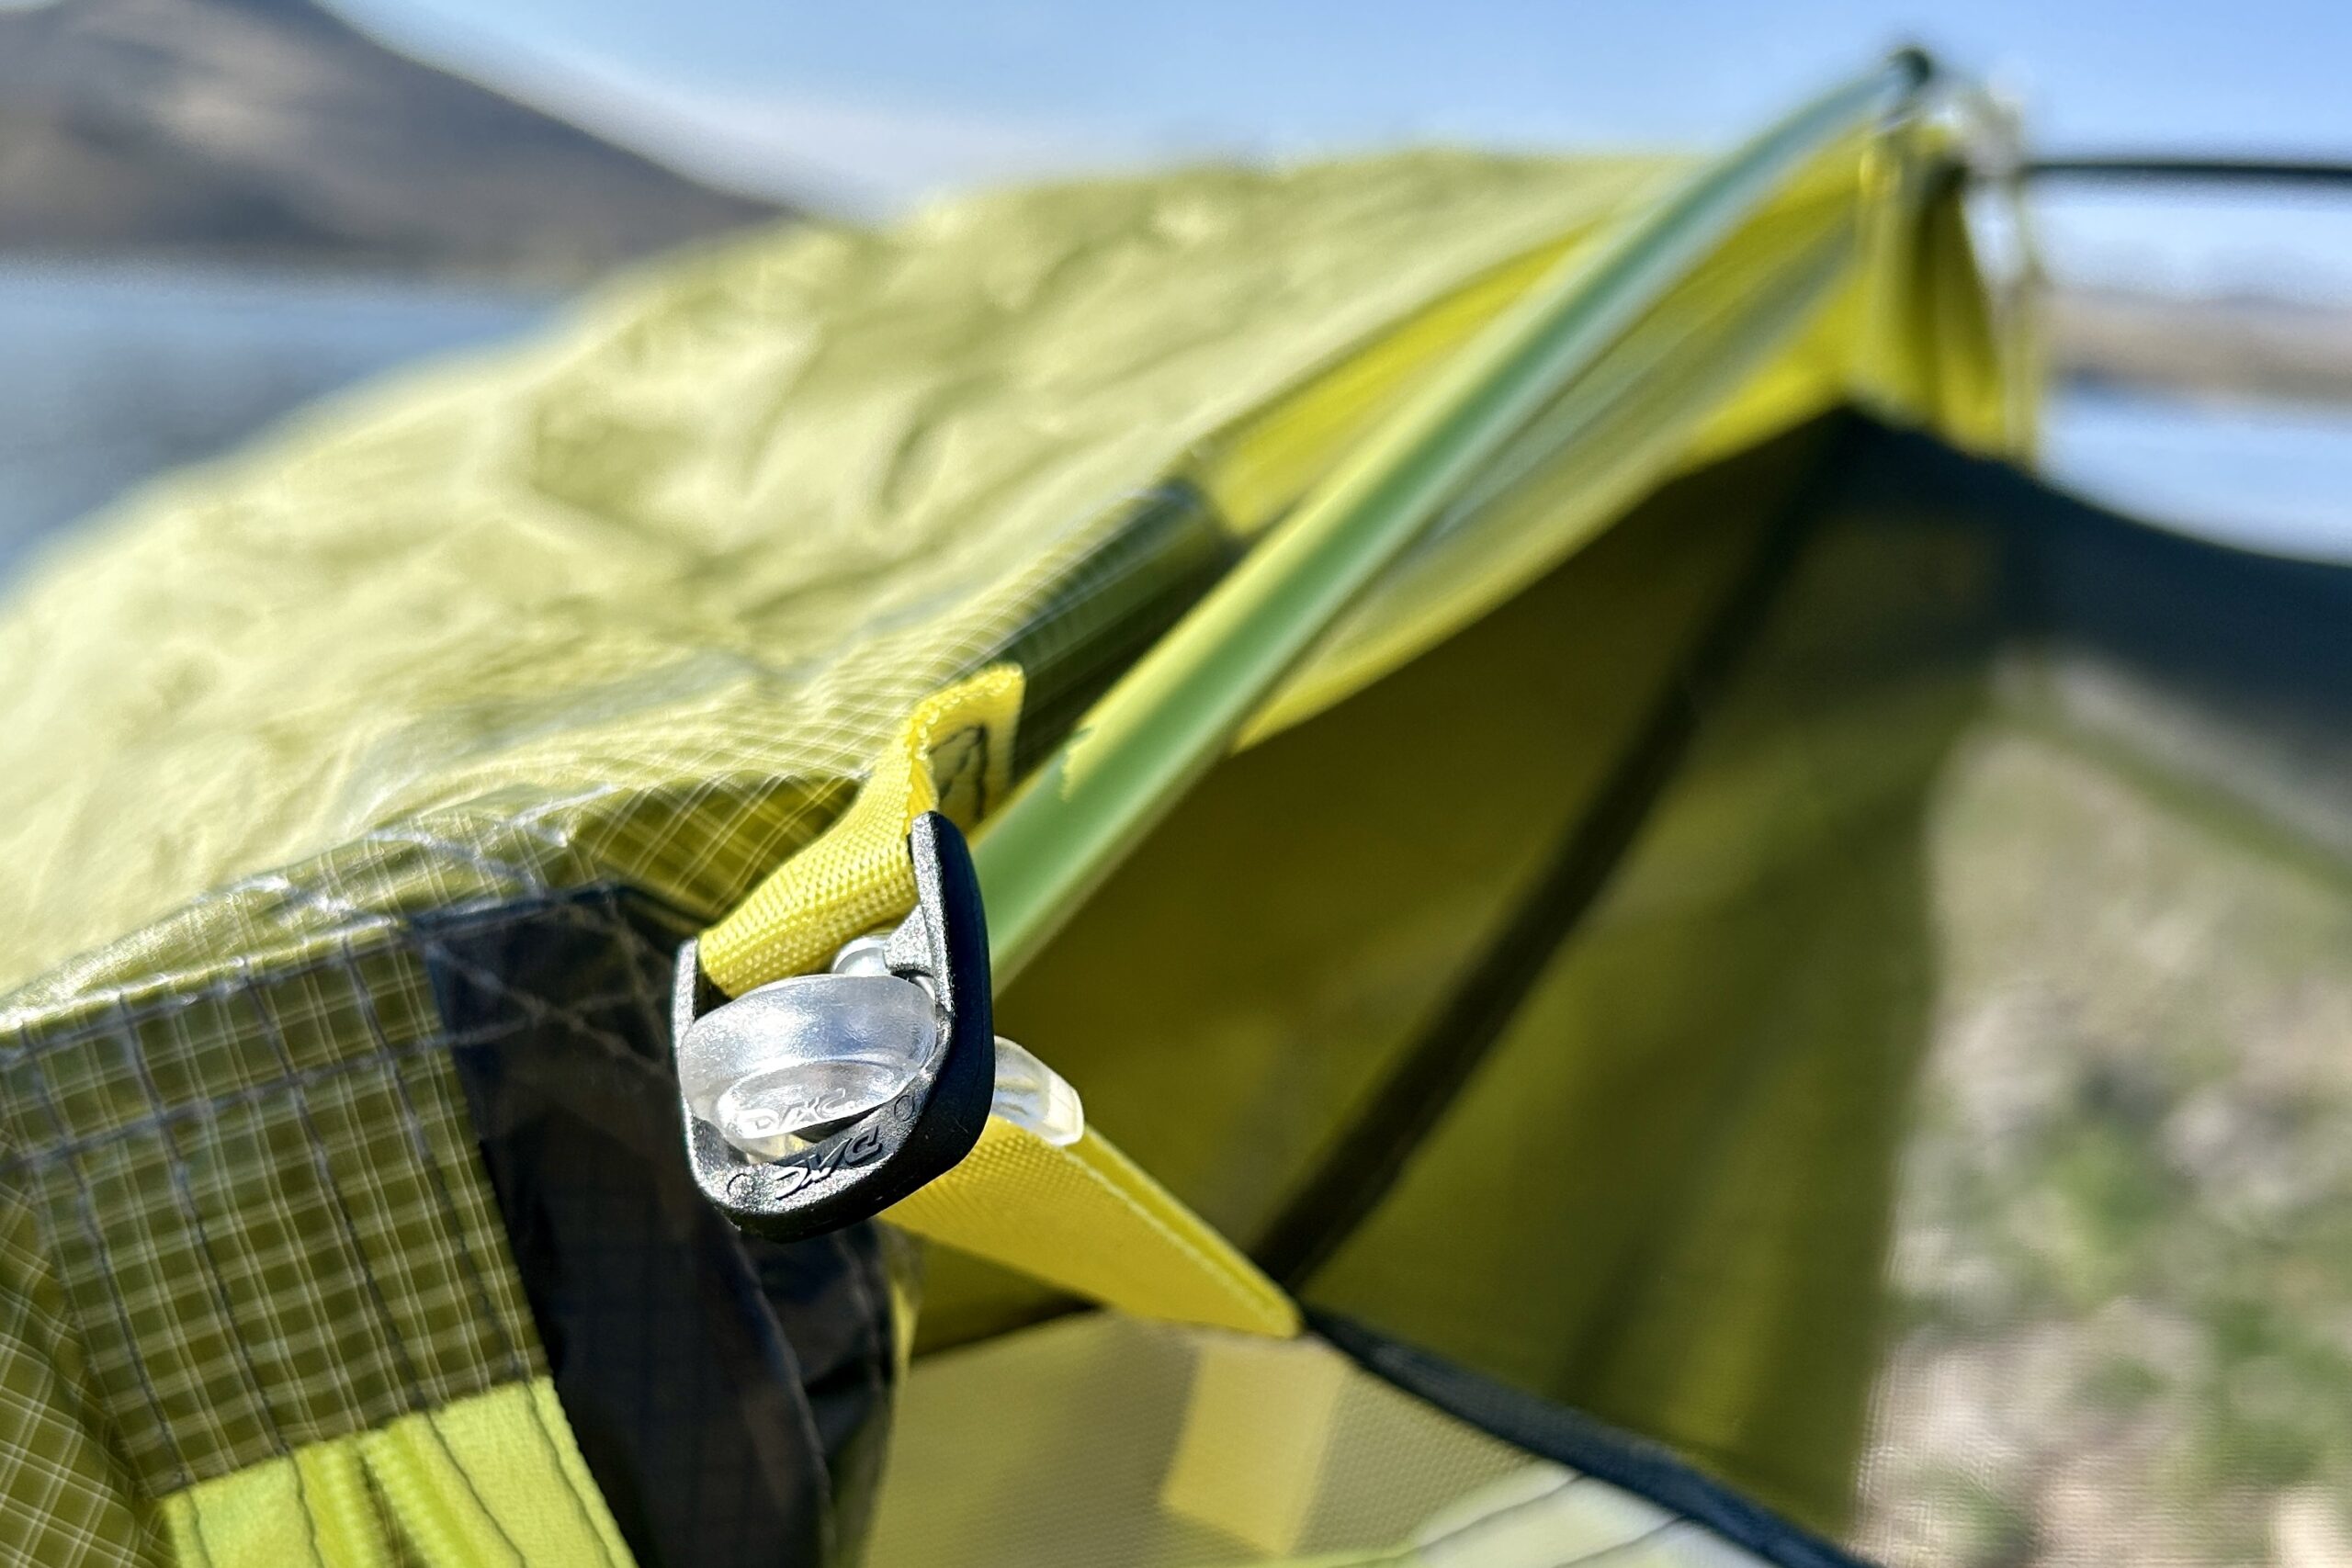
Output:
[[2052, 288, 2352, 405], [1860, 709, 2352, 1566]]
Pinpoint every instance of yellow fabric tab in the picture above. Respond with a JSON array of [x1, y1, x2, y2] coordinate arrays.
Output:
[[886, 1120, 1299, 1337], [361, 1379, 631, 1567], [1160, 1332, 1351, 1551], [163, 1446, 322, 1568], [700, 674, 1297, 1338], [159, 1378, 635, 1568], [699, 665, 1024, 995], [297, 1442, 389, 1568]]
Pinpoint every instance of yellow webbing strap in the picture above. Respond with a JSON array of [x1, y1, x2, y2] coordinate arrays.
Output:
[[161, 1378, 634, 1567], [887, 1120, 1296, 1336], [700, 666, 1027, 995], [699, 671, 1298, 1339]]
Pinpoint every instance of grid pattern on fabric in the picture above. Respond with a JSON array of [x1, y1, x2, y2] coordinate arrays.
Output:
[[0, 1186, 159, 1568], [427, 884, 900, 1568], [0, 154, 1697, 1009], [0, 873, 904, 1566], [0, 915, 548, 1502], [0, 477, 1232, 1032], [0, 135, 2020, 1021], [0, 141, 2024, 1562]]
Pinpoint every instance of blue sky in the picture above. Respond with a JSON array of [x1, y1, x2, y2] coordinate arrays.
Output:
[[329, 0, 2352, 299]]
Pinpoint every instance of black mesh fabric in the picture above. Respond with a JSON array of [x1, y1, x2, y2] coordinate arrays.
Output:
[[425, 887, 897, 1568]]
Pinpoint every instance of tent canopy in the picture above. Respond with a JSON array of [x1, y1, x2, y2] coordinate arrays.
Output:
[[3, 51, 2344, 1568]]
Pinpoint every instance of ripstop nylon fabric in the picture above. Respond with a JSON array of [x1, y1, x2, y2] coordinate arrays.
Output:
[[864, 1313, 1795, 1568], [681, 118, 2020, 1345], [0, 122, 2023, 1561], [158, 1378, 632, 1568]]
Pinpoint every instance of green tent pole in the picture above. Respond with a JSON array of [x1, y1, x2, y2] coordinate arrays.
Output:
[[971, 51, 1934, 987]]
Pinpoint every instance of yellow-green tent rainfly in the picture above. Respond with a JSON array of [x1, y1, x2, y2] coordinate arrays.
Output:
[[4, 51, 2348, 1568]]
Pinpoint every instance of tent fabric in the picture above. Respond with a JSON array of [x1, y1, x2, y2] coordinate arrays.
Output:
[[429, 886, 905, 1568], [947, 417, 1939, 1529], [862, 1312, 1851, 1568], [0, 925, 542, 1492], [975, 413, 2352, 1562], [156, 1378, 631, 1568], [0, 125, 2014, 1011], [0, 94, 2107, 1565]]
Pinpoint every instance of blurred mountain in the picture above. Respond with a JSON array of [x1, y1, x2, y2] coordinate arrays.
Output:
[[0, 0, 787, 276], [2051, 285, 2352, 406]]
